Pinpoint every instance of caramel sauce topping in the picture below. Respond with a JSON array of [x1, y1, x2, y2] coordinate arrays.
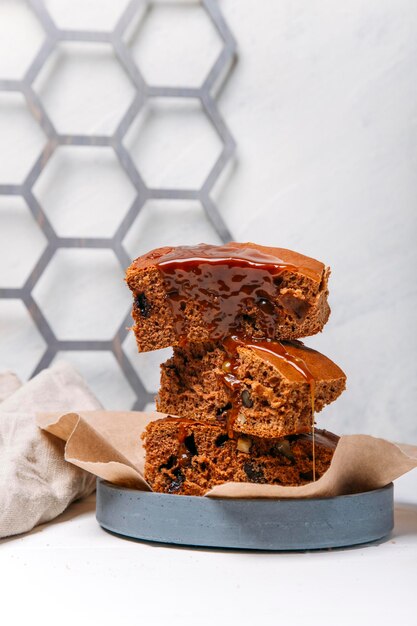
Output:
[[153, 243, 303, 341]]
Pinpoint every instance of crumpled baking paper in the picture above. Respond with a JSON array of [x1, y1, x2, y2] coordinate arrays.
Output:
[[37, 410, 417, 498]]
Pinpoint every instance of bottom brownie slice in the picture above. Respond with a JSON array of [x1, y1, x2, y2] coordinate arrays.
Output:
[[143, 417, 338, 496]]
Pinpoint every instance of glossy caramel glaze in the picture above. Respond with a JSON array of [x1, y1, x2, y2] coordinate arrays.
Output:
[[148, 243, 320, 341], [133, 242, 325, 281]]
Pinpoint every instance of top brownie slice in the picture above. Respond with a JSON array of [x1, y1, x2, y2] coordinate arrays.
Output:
[[125, 242, 330, 352]]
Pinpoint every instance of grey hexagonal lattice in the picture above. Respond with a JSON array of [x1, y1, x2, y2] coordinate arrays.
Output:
[[0, 0, 236, 409]]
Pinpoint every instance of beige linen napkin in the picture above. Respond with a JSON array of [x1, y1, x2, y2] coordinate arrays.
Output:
[[0, 361, 102, 539]]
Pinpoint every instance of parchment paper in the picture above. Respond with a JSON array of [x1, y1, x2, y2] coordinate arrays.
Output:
[[37, 410, 417, 498]]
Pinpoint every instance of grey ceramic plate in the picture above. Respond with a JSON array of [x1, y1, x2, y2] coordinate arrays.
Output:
[[96, 479, 394, 550]]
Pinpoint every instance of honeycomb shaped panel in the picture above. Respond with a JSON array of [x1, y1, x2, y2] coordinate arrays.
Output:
[[0, 0, 236, 409], [0, 93, 47, 184], [33, 146, 136, 238], [128, 1, 223, 87], [0, 196, 47, 288], [33, 42, 136, 135], [32, 249, 131, 341], [124, 97, 223, 189]]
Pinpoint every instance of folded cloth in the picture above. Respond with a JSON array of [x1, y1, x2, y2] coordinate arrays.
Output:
[[0, 361, 102, 539]]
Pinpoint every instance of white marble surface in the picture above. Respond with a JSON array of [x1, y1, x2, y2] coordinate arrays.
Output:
[[0, 1, 416, 441]]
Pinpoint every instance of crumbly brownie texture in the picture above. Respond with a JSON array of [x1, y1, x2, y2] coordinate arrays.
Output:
[[157, 340, 346, 439], [143, 417, 338, 496], [125, 242, 330, 352]]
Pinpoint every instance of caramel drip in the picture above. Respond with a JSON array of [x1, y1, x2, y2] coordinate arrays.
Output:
[[153, 243, 302, 341], [177, 421, 188, 444], [220, 335, 317, 480]]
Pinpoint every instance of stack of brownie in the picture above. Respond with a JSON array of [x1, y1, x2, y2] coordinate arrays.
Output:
[[126, 242, 346, 496]]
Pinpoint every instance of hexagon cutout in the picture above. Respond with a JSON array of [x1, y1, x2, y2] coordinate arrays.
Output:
[[123, 199, 222, 260], [0, 299, 46, 380], [0, 1, 45, 80], [124, 97, 223, 189], [0, 196, 47, 288], [0, 93, 47, 184], [33, 146, 136, 238], [127, 2, 223, 87], [33, 42, 136, 135], [32, 249, 131, 341], [45, 0, 131, 32], [52, 351, 136, 410]]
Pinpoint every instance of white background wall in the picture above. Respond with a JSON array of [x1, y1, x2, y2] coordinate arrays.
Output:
[[0, 0, 416, 442], [218, 0, 417, 442]]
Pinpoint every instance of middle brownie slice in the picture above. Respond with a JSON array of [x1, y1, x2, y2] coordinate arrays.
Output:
[[157, 338, 346, 439]]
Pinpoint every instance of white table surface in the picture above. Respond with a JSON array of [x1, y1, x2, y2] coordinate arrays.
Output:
[[1, 471, 416, 626]]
